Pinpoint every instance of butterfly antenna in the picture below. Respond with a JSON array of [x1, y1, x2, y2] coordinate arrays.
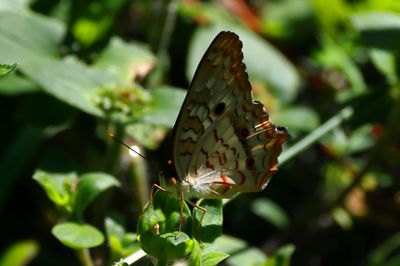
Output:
[[108, 133, 149, 161]]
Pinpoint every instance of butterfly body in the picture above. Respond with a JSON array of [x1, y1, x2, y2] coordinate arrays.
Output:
[[161, 31, 289, 201]]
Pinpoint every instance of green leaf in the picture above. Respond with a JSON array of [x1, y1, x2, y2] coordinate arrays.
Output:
[[21, 57, 117, 117], [0, 10, 121, 117], [212, 235, 248, 254], [261, 0, 313, 40], [352, 12, 400, 50], [32, 170, 77, 213], [187, 26, 300, 103], [0, 63, 16, 76], [140, 86, 186, 127], [52, 222, 104, 249], [264, 244, 295, 266], [188, 240, 202, 266], [251, 198, 290, 229], [201, 251, 229, 266], [137, 191, 193, 261], [314, 35, 366, 96], [73, 173, 120, 217], [367, 233, 400, 266], [0, 240, 39, 266], [105, 217, 140, 260], [0, 0, 30, 10], [193, 199, 223, 244], [0, 74, 38, 95], [369, 49, 398, 85], [227, 247, 267, 266], [93, 37, 156, 84], [0, 9, 65, 60]]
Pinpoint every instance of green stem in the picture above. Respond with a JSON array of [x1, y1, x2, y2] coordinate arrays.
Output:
[[105, 123, 125, 174], [76, 249, 94, 266], [154, 0, 179, 57], [119, 249, 146, 265], [129, 153, 150, 208], [279, 106, 353, 165]]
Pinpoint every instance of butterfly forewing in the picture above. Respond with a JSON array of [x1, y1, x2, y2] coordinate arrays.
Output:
[[172, 31, 288, 199]]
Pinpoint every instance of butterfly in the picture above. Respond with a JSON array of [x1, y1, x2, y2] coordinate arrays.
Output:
[[159, 31, 289, 205]]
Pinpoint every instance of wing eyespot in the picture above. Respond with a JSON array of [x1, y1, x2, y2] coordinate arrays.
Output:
[[245, 157, 255, 169], [238, 128, 250, 140], [214, 102, 226, 116]]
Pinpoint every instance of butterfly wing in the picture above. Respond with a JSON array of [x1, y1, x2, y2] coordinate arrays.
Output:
[[172, 31, 289, 198]]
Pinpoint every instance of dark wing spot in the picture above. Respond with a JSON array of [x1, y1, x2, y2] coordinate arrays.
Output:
[[214, 102, 226, 116], [238, 128, 249, 140], [246, 157, 255, 169]]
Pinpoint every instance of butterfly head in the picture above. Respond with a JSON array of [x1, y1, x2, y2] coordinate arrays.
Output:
[[275, 125, 290, 142]]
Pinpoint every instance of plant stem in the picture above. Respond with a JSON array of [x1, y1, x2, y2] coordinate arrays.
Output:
[[76, 249, 94, 266], [105, 123, 125, 174], [129, 151, 150, 208], [120, 249, 146, 265], [155, 0, 179, 57], [279, 106, 354, 165]]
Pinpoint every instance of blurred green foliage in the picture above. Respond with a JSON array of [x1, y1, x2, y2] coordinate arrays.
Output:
[[0, 0, 400, 265]]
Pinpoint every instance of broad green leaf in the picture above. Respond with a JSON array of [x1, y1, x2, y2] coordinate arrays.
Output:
[[140, 86, 186, 127], [187, 26, 300, 103], [0, 74, 38, 95], [21, 57, 117, 117], [0, 240, 39, 266], [0, 0, 30, 11], [352, 12, 400, 50], [201, 251, 229, 266], [73, 173, 120, 217], [212, 235, 248, 254], [32, 170, 77, 213], [227, 247, 267, 266], [0, 10, 65, 59], [0, 10, 120, 117], [137, 191, 193, 261], [52, 222, 104, 249], [0, 63, 16, 76], [93, 37, 156, 84], [251, 198, 290, 229], [193, 199, 223, 244]]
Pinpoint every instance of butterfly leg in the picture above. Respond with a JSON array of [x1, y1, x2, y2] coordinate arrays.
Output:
[[144, 183, 167, 211], [186, 199, 207, 246]]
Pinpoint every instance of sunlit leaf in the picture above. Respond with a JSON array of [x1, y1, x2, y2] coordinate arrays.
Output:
[[52, 222, 104, 249]]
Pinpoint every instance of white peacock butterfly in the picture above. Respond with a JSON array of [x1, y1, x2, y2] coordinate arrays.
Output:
[[120, 32, 289, 253], [161, 31, 289, 204]]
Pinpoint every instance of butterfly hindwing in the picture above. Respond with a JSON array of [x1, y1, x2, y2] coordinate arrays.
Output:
[[172, 31, 288, 198]]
